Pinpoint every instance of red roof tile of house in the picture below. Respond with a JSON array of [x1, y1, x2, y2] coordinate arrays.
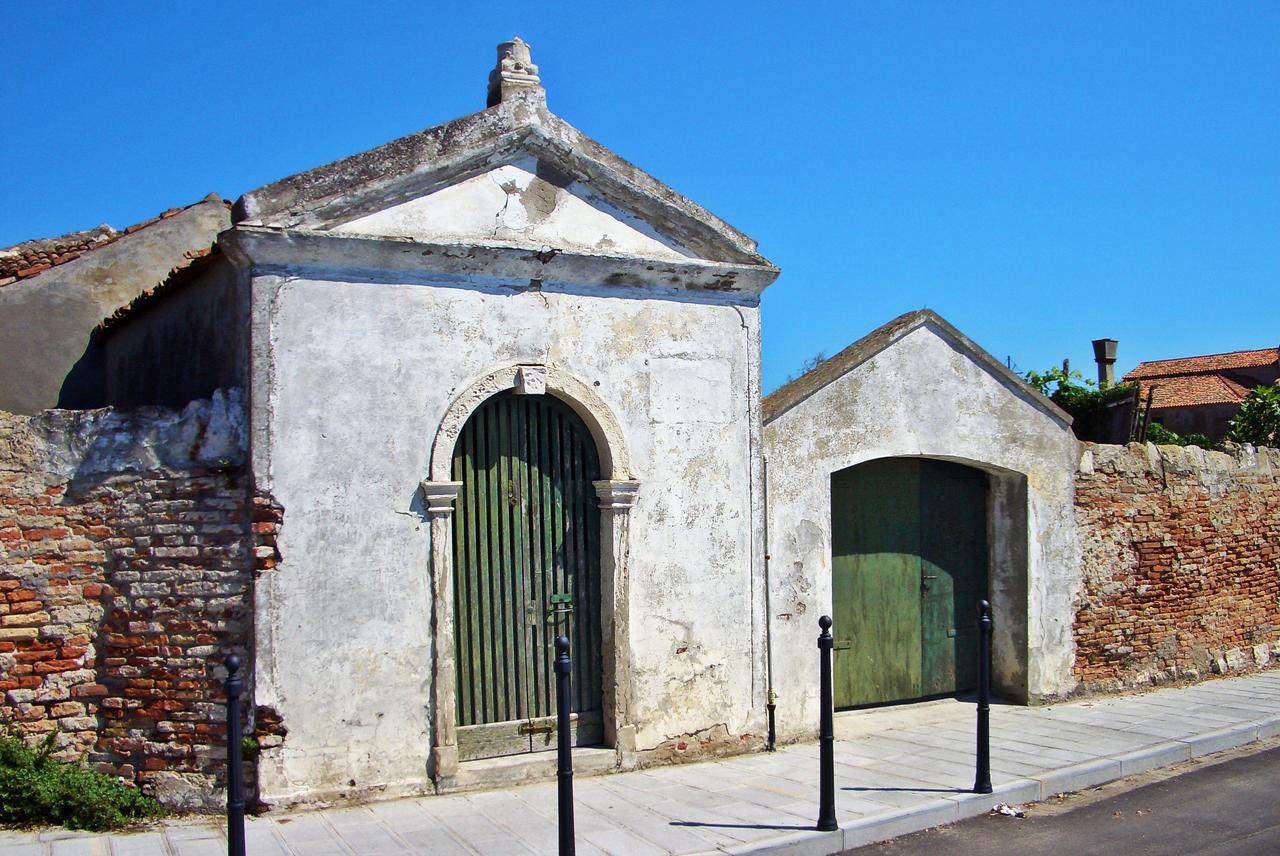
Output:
[[0, 195, 229, 288], [1125, 347, 1279, 379], [1135, 374, 1253, 410], [0, 224, 121, 281]]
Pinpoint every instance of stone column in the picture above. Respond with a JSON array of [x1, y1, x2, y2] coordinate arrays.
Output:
[[420, 480, 463, 781], [593, 479, 640, 755]]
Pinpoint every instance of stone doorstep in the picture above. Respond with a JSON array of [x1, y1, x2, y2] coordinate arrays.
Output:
[[443, 745, 619, 793]]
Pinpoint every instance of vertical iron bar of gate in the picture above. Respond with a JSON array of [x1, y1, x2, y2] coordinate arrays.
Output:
[[973, 600, 993, 794], [555, 635, 576, 856], [224, 654, 246, 856], [816, 615, 838, 831]]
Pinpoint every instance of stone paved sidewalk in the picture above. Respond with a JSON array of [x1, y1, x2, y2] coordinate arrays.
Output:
[[4, 671, 1279, 856]]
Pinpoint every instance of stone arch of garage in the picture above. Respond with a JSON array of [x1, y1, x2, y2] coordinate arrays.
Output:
[[827, 452, 1031, 703], [420, 363, 642, 785]]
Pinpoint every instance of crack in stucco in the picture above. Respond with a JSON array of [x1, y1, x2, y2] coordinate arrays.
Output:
[[490, 172, 514, 237], [660, 722, 728, 745]]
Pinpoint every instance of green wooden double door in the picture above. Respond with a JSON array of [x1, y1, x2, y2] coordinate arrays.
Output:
[[830, 458, 989, 708], [451, 391, 603, 761]]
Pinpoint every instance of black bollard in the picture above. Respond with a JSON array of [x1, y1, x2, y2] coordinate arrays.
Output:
[[555, 636, 576, 856], [225, 654, 246, 856], [816, 615, 838, 832], [973, 600, 993, 795]]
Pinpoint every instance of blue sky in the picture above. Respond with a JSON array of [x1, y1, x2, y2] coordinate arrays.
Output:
[[3, 2, 1276, 392]]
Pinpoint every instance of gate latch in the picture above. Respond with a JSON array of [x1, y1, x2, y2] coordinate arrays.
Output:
[[519, 718, 557, 735], [549, 592, 573, 614]]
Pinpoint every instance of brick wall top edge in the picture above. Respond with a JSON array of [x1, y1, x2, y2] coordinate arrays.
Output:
[[1078, 440, 1280, 480], [0, 387, 246, 479]]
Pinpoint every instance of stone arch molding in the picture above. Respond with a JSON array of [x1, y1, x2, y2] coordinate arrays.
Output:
[[421, 361, 641, 786], [428, 363, 634, 482]]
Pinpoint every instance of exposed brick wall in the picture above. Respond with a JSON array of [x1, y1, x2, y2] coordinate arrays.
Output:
[[0, 392, 252, 809], [1074, 442, 1280, 692]]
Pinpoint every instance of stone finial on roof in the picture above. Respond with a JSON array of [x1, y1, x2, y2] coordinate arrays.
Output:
[[487, 37, 542, 107]]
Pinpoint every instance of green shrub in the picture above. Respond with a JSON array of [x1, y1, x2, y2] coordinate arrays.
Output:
[[1144, 423, 1217, 450], [1143, 423, 1179, 445], [0, 730, 163, 831], [1227, 384, 1280, 447]]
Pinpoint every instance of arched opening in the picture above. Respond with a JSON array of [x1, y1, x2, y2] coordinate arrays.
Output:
[[830, 457, 991, 708], [450, 390, 605, 760]]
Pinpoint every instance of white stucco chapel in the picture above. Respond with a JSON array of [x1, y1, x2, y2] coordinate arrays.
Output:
[[218, 39, 778, 803], [93, 39, 1090, 807]]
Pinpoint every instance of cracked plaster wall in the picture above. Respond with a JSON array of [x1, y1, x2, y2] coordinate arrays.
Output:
[[249, 270, 764, 804], [763, 325, 1081, 740]]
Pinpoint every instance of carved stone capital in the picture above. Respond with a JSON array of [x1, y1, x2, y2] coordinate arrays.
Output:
[[593, 479, 640, 510], [420, 481, 463, 515]]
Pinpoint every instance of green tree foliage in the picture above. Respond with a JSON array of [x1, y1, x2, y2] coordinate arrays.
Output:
[[1024, 366, 1099, 409], [1227, 384, 1280, 447], [1024, 366, 1137, 441], [0, 729, 163, 831]]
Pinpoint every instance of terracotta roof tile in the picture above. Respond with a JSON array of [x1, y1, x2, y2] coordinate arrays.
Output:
[[0, 224, 120, 283], [0, 195, 229, 289], [1137, 374, 1253, 409], [1125, 347, 1279, 379], [97, 245, 222, 332]]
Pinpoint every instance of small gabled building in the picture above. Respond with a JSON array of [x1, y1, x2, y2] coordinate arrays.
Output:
[[98, 39, 779, 804], [763, 310, 1081, 738], [1124, 347, 1280, 441]]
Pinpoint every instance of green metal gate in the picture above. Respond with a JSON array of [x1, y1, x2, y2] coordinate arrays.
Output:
[[451, 391, 603, 761], [830, 457, 988, 708]]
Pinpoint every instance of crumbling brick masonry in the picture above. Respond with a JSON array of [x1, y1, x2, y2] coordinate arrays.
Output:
[[1074, 442, 1280, 692], [0, 391, 252, 809]]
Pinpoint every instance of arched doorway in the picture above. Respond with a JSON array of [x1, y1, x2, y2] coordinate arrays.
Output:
[[451, 390, 604, 760], [830, 457, 989, 708]]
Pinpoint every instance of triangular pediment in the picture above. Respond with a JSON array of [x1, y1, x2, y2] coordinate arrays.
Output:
[[233, 94, 775, 270], [764, 310, 1073, 427], [328, 156, 697, 262]]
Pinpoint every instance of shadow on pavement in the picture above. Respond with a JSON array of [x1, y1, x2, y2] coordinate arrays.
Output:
[[669, 821, 815, 831], [845, 786, 969, 793]]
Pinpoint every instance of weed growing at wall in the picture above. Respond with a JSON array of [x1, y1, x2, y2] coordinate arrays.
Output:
[[0, 729, 163, 831]]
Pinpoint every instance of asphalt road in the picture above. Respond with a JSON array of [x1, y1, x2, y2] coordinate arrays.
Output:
[[848, 742, 1280, 855]]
